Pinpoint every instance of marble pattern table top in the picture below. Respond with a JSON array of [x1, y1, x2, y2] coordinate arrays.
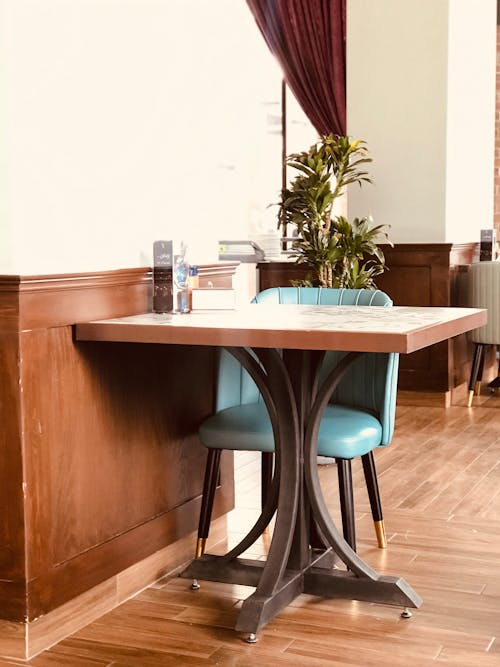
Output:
[[76, 304, 486, 354]]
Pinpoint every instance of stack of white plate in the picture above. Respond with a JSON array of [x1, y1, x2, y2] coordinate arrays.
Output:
[[252, 232, 282, 260]]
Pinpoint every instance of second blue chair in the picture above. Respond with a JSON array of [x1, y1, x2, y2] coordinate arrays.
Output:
[[195, 287, 399, 558]]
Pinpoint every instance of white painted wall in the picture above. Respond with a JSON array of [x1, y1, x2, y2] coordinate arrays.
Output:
[[2, 0, 495, 274], [0, 0, 282, 274], [346, 0, 496, 245], [445, 0, 496, 241]]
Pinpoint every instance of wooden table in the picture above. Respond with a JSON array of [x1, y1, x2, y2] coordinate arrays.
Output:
[[76, 304, 486, 640]]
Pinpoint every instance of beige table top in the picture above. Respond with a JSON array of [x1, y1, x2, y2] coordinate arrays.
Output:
[[75, 305, 486, 354]]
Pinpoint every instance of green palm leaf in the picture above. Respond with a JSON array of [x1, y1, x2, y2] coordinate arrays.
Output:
[[278, 135, 390, 289]]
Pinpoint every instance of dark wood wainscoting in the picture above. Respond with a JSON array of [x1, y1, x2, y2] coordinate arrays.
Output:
[[0, 265, 237, 624], [258, 243, 479, 393]]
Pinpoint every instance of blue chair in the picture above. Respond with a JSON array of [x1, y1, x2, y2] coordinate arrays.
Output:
[[195, 287, 399, 558]]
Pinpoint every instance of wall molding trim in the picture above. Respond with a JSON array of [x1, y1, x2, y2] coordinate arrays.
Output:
[[0, 262, 240, 296], [0, 267, 152, 294], [0, 263, 240, 332]]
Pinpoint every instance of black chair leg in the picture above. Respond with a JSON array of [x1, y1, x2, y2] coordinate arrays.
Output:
[[361, 451, 387, 549], [468, 343, 485, 407], [261, 452, 274, 509], [336, 458, 356, 551], [196, 449, 222, 558]]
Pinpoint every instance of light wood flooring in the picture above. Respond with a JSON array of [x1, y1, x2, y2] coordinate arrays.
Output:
[[3, 401, 500, 666]]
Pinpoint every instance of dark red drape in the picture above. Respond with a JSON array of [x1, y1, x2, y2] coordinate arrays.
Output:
[[246, 0, 346, 136]]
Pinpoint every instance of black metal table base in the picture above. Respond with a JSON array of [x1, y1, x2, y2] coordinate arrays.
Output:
[[182, 346, 422, 636], [182, 552, 421, 634]]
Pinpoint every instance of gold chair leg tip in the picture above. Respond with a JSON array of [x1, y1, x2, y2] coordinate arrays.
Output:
[[374, 520, 387, 549], [195, 537, 206, 559], [467, 390, 474, 408]]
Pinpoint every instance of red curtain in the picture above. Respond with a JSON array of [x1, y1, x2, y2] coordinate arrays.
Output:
[[246, 0, 346, 136]]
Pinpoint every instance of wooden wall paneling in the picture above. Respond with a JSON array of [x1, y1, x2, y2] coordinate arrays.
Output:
[[443, 244, 478, 386], [0, 290, 26, 621], [0, 335, 24, 568], [25, 467, 233, 620], [377, 245, 458, 392], [21, 324, 230, 619], [22, 331, 233, 618], [0, 284, 21, 332], [258, 262, 308, 292], [0, 266, 236, 626], [23, 330, 213, 565]]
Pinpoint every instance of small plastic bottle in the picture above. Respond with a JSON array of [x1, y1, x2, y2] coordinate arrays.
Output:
[[174, 254, 190, 313]]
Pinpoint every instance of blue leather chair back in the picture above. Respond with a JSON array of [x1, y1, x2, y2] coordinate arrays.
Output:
[[216, 350, 262, 410], [216, 287, 399, 446], [253, 287, 392, 307]]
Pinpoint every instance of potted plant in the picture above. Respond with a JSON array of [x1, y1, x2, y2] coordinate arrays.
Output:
[[279, 134, 391, 288]]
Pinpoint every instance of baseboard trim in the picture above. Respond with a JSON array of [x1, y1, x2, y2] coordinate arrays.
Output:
[[397, 390, 452, 407], [0, 516, 227, 661]]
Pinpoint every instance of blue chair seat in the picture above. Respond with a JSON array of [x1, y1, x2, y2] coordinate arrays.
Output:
[[199, 403, 382, 459]]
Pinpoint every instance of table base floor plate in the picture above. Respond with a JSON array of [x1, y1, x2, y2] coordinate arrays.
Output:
[[181, 552, 422, 634]]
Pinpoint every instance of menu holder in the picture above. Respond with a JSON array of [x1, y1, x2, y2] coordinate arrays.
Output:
[[480, 229, 497, 261], [153, 240, 173, 313]]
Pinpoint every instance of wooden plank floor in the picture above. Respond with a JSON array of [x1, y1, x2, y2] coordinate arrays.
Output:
[[3, 401, 500, 666]]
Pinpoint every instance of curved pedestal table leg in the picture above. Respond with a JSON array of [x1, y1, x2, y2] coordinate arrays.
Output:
[[303, 352, 422, 609], [221, 470, 279, 561], [184, 346, 303, 634], [219, 347, 281, 561], [234, 347, 303, 634]]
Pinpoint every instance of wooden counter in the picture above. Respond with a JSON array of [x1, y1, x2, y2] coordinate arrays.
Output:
[[0, 264, 237, 659]]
